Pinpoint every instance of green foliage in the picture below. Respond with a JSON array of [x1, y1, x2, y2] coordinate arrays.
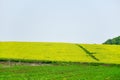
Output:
[[103, 36, 120, 45]]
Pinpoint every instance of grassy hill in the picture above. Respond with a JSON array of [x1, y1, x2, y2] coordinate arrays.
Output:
[[0, 42, 120, 64]]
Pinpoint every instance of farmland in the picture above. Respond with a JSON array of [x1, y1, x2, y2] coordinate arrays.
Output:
[[0, 42, 120, 80], [80, 44, 120, 64], [0, 42, 120, 64], [0, 63, 120, 80], [0, 42, 93, 63]]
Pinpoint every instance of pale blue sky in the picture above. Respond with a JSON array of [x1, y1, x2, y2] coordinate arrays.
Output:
[[0, 0, 120, 43]]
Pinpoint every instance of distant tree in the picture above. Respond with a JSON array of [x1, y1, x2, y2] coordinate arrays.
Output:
[[103, 36, 120, 45]]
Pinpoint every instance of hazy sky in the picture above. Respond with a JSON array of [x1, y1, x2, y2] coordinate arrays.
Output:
[[0, 0, 120, 43]]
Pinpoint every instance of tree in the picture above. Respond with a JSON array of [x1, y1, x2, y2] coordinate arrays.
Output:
[[103, 36, 120, 45]]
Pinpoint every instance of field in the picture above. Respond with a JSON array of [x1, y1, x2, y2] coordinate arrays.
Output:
[[80, 44, 120, 64], [0, 63, 120, 80], [0, 42, 120, 64], [0, 42, 120, 80], [0, 42, 94, 63]]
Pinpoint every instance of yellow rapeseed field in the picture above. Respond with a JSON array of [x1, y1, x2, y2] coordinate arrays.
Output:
[[0, 42, 120, 64], [0, 42, 93, 62], [81, 44, 120, 64]]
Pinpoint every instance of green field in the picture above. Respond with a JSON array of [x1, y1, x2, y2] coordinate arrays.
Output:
[[0, 63, 120, 80], [0, 42, 120, 80]]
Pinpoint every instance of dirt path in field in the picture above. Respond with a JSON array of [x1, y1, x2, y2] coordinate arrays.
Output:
[[76, 44, 99, 61], [0, 61, 52, 67]]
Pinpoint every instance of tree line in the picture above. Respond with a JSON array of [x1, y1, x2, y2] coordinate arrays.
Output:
[[103, 36, 120, 45]]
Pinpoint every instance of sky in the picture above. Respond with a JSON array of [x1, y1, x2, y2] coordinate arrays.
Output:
[[0, 0, 120, 44]]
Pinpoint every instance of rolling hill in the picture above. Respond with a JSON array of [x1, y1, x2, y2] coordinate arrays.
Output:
[[0, 42, 120, 64]]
